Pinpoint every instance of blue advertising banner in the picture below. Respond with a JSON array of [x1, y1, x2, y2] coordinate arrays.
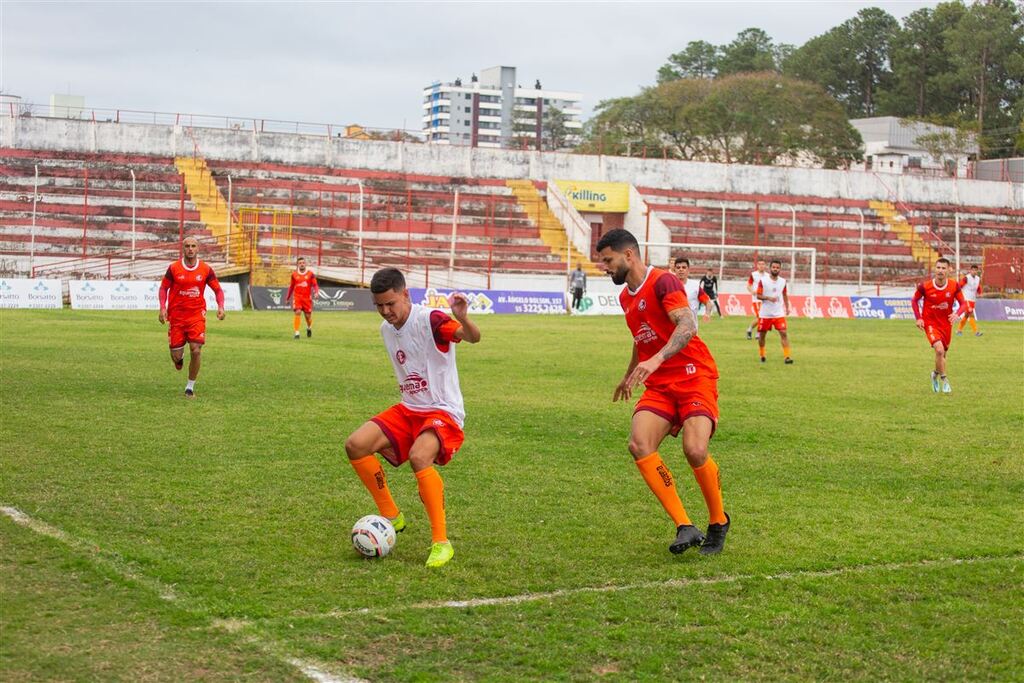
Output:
[[974, 298, 1024, 322], [408, 288, 566, 315], [849, 296, 917, 320]]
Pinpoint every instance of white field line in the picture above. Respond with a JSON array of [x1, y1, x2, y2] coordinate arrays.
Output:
[[310, 552, 1024, 619], [1, 506, 366, 683]]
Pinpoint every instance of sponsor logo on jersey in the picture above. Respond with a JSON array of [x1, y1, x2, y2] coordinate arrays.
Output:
[[638, 299, 647, 311], [633, 322, 658, 346], [399, 372, 429, 396], [180, 286, 202, 298], [396, 350, 407, 365]]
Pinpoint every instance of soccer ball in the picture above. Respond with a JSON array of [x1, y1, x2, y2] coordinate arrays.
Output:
[[351, 515, 396, 558]]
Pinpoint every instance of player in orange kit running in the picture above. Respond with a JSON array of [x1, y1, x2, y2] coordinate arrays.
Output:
[[912, 257, 970, 394], [598, 229, 730, 556], [286, 257, 319, 339], [158, 236, 226, 398]]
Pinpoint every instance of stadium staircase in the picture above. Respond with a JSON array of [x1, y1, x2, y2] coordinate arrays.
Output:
[[868, 200, 940, 267], [506, 179, 602, 276]]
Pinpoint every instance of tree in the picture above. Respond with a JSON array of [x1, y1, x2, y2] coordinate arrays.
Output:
[[541, 106, 571, 150], [847, 8, 901, 116], [577, 94, 662, 156], [657, 40, 719, 82], [945, 0, 1024, 158], [910, 121, 979, 175], [883, 4, 965, 118], [717, 28, 779, 76]]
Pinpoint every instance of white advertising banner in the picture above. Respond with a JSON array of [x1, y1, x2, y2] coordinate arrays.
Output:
[[570, 282, 626, 316], [69, 281, 243, 311], [0, 278, 63, 309]]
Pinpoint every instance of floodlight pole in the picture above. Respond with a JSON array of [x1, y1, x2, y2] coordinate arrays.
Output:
[[30, 165, 39, 276]]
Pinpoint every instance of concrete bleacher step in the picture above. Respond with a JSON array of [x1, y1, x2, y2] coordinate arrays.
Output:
[[869, 200, 940, 267], [505, 180, 602, 276]]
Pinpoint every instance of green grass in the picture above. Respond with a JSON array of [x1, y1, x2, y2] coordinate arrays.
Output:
[[2, 310, 1022, 681]]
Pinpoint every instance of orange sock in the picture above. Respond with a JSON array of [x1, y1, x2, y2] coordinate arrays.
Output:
[[957, 317, 967, 332], [415, 467, 447, 543], [692, 457, 727, 525], [635, 452, 691, 527], [759, 346, 766, 359], [349, 455, 399, 518], [969, 317, 978, 333], [293, 313, 301, 332], [783, 345, 791, 359]]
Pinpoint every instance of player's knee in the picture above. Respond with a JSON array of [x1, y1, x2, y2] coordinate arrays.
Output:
[[343, 435, 364, 460], [408, 448, 438, 471], [628, 437, 655, 459], [683, 443, 708, 466]]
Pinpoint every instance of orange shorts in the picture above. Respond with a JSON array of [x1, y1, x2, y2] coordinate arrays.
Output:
[[925, 324, 952, 350], [371, 403, 465, 467], [635, 377, 719, 438], [758, 317, 787, 333], [293, 298, 312, 314], [168, 316, 206, 349]]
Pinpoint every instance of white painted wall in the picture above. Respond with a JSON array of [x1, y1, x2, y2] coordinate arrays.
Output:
[[5, 116, 1019, 210]]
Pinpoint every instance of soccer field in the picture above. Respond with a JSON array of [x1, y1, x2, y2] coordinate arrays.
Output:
[[2, 310, 1022, 681]]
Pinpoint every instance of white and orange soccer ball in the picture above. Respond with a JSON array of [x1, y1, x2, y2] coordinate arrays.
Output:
[[351, 515, 397, 558]]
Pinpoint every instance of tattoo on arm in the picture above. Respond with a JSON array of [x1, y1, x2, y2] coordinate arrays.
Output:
[[659, 308, 696, 361]]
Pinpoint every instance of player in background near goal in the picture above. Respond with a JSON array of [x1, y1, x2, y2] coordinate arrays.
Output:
[[343, 268, 481, 568], [158, 236, 225, 398], [956, 264, 983, 337], [745, 259, 768, 340], [699, 268, 723, 317], [598, 229, 730, 556], [672, 257, 711, 328], [286, 257, 319, 339], [912, 257, 969, 394], [756, 260, 793, 365]]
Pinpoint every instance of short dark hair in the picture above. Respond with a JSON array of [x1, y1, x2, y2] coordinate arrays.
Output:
[[936, 257, 951, 267], [770, 259, 782, 267], [673, 256, 690, 267], [595, 229, 639, 254], [297, 256, 306, 262], [370, 267, 406, 294], [970, 264, 979, 270]]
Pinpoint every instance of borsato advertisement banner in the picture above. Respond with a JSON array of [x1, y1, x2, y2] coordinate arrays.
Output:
[[409, 288, 566, 315], [0, 278, 62, 309], [69, 280, 243, 311], [250, 286, 376, 312]]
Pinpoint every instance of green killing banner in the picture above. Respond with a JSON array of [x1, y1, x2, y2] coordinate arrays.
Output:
[[250, 286, 376, 312]]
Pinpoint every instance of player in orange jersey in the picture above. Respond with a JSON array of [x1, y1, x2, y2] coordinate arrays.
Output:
[[956, 264, 983, 337], [343, 268, 481, 568], [755, 260, 793, 364], [597, 229, 730, 556], [745, 259, 768, 340], [912, 257, 970, 394], [286, 257, 319, 339], [158, 236, 225, 398]]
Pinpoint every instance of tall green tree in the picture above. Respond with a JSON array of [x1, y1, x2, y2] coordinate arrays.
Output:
[[657, 40, 719, 82], [717, 28, 780, 76], [541, 106, 571, 151], [884, 4, 965, 118], [945, 0, 1024, 158]]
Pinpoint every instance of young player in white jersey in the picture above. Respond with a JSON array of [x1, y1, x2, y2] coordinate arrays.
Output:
[[343, 267, 481, 568], [672, 257, 711, 328], [756, 260, 793, 364], [746, 259, 768, 340], [956, 264, 983, 337]]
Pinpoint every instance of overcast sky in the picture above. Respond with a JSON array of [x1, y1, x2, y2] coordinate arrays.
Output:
[[2, 1, 938, 131]]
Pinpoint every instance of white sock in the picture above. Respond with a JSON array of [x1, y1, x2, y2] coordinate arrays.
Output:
[[186, 380, 196, 391]]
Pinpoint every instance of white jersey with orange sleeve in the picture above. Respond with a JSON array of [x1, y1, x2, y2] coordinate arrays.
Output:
[[380, 304, 465, 427], [757, 275, 788, 318], [683, 278, 710, 323], [960, 274, 982, 302], [748, 269, 768, 292]]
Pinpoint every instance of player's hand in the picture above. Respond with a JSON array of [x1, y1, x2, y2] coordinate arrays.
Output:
[[613, 377, 633, 402], [626, 356, 662, 390], [158, 309, 167, 325], [948, 312, 958, 324], [915, 319, 925, 330], [217, 308, 225, 321], [450, 292, 470, 320]]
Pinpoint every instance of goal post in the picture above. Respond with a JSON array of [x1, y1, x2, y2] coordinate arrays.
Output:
[[639, 241, 817, 316]]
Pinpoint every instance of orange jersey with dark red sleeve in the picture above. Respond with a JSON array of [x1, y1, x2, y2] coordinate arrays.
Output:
[[287, 270, 318, 303], [912, 278, 967, 330], [620, 267, 719, 387], [160, 259, 221, 321]]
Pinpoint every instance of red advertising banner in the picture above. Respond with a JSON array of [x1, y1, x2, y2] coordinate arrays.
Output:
[[716, 293, 853, 319]]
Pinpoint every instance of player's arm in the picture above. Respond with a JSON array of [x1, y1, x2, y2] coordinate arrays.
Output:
[[449, 292, 481, 343], [614, 344, 640, 402], [158, 268, 172, 324], [746, 274, 755, 295], [207, 270, 226, 320], [977, 279, 982, 296], [912, 285, 926, 329], [950, 287, 969, 324], [756, 281, 768, 302], [626, 306, 697, 389], [311, 274, 320, 297], [781, 285, 790, 316], [285, 277, 295, 303]]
